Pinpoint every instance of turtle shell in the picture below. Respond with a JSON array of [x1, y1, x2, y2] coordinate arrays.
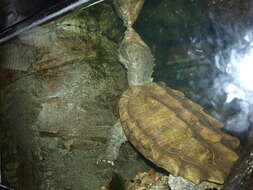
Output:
[[119, 83, 240, 184]]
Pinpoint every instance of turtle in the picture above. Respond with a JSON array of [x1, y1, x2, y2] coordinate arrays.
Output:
[[99, 0, 240, 185]]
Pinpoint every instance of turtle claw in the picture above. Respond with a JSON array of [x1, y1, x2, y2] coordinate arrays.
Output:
[[96, 154, 117, 166], [97, 159, 115, 166]]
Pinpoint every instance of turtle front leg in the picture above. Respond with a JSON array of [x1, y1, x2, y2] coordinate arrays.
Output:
[[97, 120, 127, 165]]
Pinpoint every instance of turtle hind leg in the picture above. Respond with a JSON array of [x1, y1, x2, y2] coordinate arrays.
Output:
[[97, 120, 127, 165]]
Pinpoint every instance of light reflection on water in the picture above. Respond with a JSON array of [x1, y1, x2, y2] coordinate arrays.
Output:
[[214, 31, 253, 133], [135, 0, 253, 136]]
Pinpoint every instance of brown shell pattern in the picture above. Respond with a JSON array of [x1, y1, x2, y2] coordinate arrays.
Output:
[[119, 83, 240, 184]]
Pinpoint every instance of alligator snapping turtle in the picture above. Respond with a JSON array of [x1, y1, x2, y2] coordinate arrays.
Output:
[[100, 0, 240, 184]]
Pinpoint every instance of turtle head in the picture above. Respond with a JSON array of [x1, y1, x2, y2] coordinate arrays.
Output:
[[119, 28, 154, 86]]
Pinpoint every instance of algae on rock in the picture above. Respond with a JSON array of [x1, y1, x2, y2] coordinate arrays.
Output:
[[0, 1, 150, 190]]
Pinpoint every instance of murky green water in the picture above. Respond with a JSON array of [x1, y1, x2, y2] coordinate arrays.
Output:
[[135, 0, 253, 143], [1, 0, 253, 189]]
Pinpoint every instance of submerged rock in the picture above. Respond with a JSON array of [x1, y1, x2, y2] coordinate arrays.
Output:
[[0, 1, 150, 190], [123, 169, 170, 190], [98, 169, 170, 190], [168, 175, 222, 190], [98, 170, 223, 190]]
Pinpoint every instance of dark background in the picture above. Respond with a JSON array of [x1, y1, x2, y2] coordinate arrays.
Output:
[[0, 0, 64, 31]]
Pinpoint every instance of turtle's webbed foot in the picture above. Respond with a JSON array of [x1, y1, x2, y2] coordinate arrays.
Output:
[[97, 120, 127, 166]]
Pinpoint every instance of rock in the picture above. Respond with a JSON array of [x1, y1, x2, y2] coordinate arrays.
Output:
[[124, 169, 170, 190], [0, 1, 150, 190], [168, 175, 222, 190], [98, 169, 170, 190]]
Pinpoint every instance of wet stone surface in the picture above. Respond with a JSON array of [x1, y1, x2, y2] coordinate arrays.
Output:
[[0, 1, 150, 190]]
